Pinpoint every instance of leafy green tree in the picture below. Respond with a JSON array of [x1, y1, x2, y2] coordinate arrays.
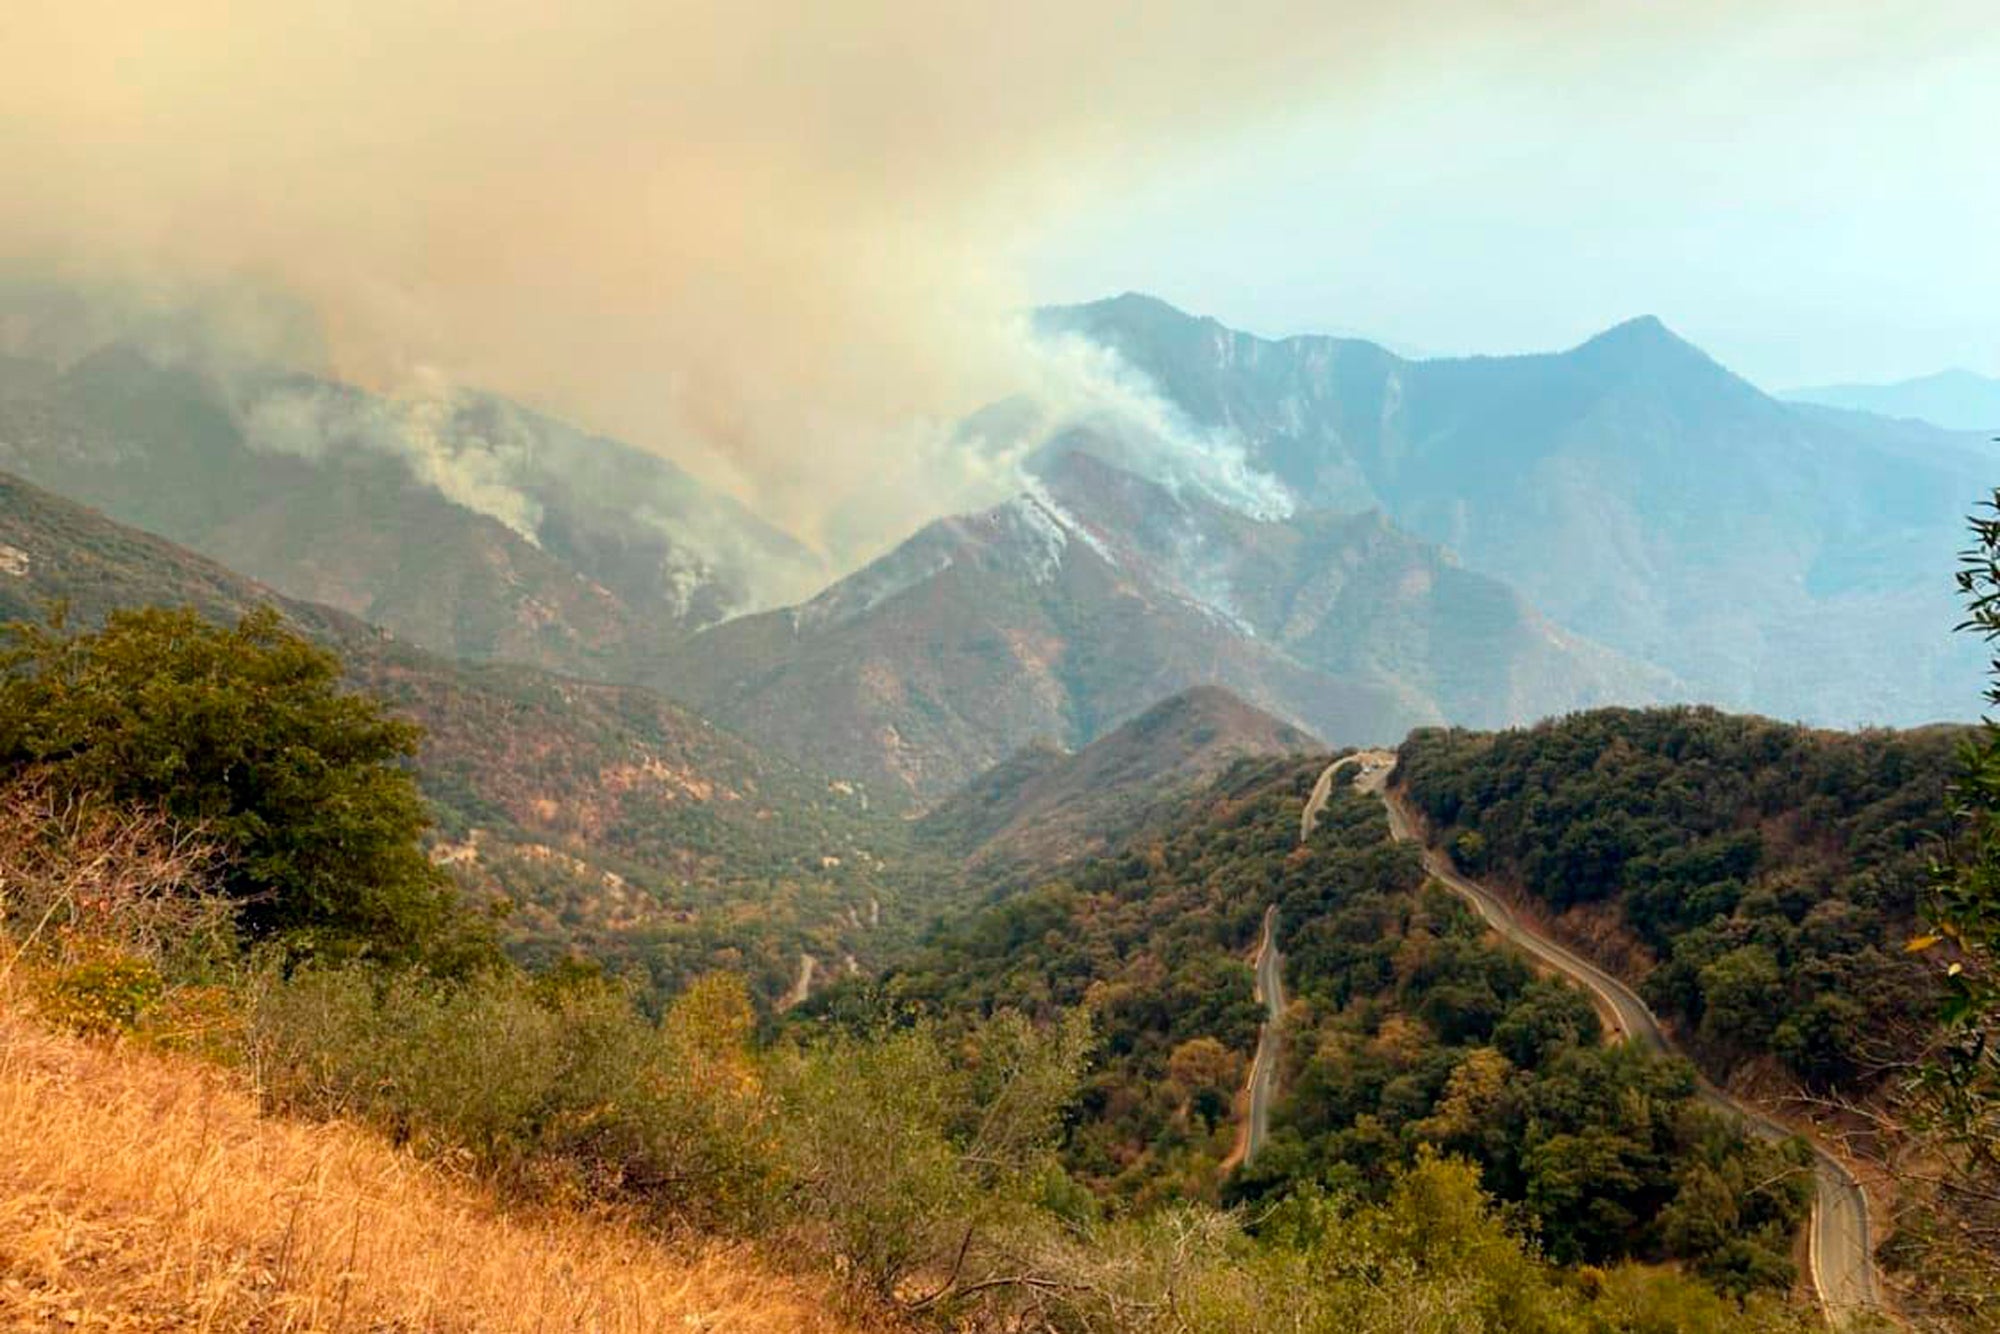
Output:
[[1522, 1125, 1645, 1263], [1920, 491, 2000, 1165], [1696, 945, 1784, 1053], [0, 605, 475, 965], [1492, 978, 1602, 1067]]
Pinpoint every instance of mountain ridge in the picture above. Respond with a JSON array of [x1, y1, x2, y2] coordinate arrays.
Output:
[[1785, 367, 2000, 432], [1035, 293, 1991, 727], [659, 447, 1671, 803], [918, 684, 1319, 873]]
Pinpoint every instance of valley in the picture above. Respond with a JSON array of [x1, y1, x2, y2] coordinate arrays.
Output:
[[2, 291, 1995, 1332]]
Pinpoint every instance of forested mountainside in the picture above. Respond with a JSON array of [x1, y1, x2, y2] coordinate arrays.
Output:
[[0, 339, 819, 674], [1039, 294, 1993, 726], [917, 684, 1317, 877], [666, 449, 1666, 804], [1389, 708, 2000, 1320], [1, 599, 1823, 1334], [1394, 708, 1958, 1093], [844, 753, 1813, 1296], [0, 470, 905, 1004]]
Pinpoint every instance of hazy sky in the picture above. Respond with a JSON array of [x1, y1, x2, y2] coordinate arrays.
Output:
[[4, 1, 1994, 557], [1023, 6, 1999, 388]]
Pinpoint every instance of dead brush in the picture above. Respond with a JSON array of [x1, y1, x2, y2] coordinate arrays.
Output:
[[0, 774, 235, 1044], [0, 999, 874, 1333]]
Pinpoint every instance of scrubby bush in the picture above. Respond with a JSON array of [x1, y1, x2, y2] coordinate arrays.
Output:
[[0, 773, 241, 1044], [37, 948, 164, 1035], [248, 964, 774, 1223]]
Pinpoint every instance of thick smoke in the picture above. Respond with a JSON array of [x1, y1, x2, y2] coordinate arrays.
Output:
[[1, 0, 1731, 573], [239, 378, 548, 543]]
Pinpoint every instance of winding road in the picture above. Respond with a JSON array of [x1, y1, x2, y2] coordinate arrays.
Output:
[[1239, 905, 1285, 1166], [1236, 753, 1397, 1168], [1357, 765, 1883, 1325]]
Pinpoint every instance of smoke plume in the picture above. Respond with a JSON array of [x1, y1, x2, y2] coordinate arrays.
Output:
[[0, 0, 1712, 570]]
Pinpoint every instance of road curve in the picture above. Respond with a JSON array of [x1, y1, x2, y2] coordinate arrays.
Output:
[[1301, 751, 1393, 843], [1370, 776, 1883, 1324], [1239, 905, 1286, 1166]]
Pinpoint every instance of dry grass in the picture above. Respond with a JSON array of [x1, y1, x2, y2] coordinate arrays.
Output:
[[0, 1002, 878, 1333]]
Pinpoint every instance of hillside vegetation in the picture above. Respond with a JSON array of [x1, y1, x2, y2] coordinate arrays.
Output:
[[916, 684, 1318, 878], [0, 603, 1828, 1333], [0, 1001, 863, 1334], [0, 471, 913, 1006], [1395, 708, 1957, 1091], [870, 754, 1815, 1296], [1393, 707, 2000, 1321]]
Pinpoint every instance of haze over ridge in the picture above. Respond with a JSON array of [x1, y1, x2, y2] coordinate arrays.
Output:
[[13, 0, 1976, 575]]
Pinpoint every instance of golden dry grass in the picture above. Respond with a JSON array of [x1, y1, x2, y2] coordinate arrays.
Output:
[[0, 1002, 877, 1333]]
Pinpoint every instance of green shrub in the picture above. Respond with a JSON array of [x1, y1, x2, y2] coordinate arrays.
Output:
[[39, 949, 164, 1036], [248, 963, 773, 1223]]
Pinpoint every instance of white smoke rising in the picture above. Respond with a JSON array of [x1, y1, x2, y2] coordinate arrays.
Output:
[[1020, 329, 1296, 521], [816, 318, 1294, 572], [238, 378, 547, 543]]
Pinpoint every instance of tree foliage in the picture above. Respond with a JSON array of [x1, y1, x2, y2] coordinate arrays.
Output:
[[0, 605, 476, 965], [1922, 493, 2000, 1155], [1397, 707, 1954, 1088], [866, 754, 1810, 1290]]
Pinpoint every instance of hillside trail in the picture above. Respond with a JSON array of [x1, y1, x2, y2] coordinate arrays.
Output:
[[779, 952, 817, 1011], [1366, 770, 1886, 1328]]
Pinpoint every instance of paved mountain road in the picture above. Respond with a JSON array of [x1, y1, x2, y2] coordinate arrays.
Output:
[[1234, 905, 1286, 1167], [1366, 772, 1883, 1325], [1236, 753, 1397, 1168]]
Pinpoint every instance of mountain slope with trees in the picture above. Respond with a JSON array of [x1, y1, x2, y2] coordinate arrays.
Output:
[[864, 752, 1814, 1296], [1394, 708, 1957, 1094], [0, 338, 819, 675], [0, 470, 906, 1003], [917, 685, 1317, 876]]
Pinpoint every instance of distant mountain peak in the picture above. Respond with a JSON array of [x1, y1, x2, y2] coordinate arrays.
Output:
[[1099, 290, 1198, 321], [1570, 314, 1710, 367], [918, 682, 1318, 868]]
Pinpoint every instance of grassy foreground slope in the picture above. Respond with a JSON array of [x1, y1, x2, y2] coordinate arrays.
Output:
[[0, 1001, 863, 1334]]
